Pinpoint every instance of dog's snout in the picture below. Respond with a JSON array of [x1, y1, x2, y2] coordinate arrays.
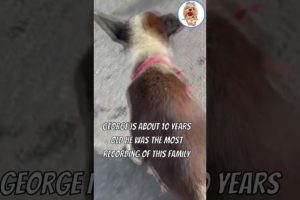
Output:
[[189, 9, 192, 11]]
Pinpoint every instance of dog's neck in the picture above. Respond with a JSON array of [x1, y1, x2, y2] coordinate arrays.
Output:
[[131, 54, 172, 80], [130, 53, 193, 94], [129, 15, 172, 68], [130, 38, 172, 69]]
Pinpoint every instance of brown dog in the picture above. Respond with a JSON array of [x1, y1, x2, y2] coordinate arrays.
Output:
[[95, 12, 206, 200]]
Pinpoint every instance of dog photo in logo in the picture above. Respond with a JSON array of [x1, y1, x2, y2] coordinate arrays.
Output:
[[184, 2, 198, 26], [178, 1, 205, 27]]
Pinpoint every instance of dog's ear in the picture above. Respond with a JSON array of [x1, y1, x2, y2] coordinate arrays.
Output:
[[94, 13, 129, 46], [162, 14, 182, 37]]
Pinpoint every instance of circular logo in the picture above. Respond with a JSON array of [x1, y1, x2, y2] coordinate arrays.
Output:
[[178, 1, 205, 28]]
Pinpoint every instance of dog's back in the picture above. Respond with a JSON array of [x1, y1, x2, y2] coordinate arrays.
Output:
[[128, 66, 206, 200]]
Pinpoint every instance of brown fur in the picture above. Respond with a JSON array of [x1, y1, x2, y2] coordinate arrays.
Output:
[[142, 12, 168, 41], [127, 13, 206, 200], [128, 64, 206, 200], [207, 10, 300, 199]]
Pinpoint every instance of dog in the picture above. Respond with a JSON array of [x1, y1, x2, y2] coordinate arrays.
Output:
[[95, 11, 206, 200], [183, 2, 198, 26]]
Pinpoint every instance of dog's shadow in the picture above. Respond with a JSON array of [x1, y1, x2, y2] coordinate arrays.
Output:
[[94, 151, 175, 200]]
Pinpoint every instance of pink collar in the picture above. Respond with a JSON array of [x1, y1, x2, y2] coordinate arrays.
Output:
[[131, 54, 172, 80], [130, 54, 193, 93]]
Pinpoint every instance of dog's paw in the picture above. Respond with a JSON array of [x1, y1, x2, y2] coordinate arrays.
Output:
[[146, 165, 154, 175], [125, 143, 144, 165], [147, 166, 168, 193], [130, 156, 144, 166], [159, 184, 168, 193]]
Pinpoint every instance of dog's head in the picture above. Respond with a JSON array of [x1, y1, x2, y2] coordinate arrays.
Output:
[[94, 11, 182, 47], [183, 2, 198, 19]]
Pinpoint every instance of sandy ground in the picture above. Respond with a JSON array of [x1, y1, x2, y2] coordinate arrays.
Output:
[[94, 0, 206, 199]]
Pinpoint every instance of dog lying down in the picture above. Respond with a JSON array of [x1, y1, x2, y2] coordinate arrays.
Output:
[[95, 12, 206, 200]]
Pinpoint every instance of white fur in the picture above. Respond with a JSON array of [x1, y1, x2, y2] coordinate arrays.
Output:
[[146, 165, 168, 193], [126, 143, 144, 165], [198, 185, 206, 200], [129, 15, 172, 66]]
